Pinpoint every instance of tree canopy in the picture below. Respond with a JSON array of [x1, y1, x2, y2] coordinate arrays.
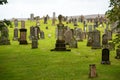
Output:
[[0, 0, 8, 5]]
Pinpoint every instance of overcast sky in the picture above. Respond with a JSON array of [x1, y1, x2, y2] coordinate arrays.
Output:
[[0, 0, 110, 20]]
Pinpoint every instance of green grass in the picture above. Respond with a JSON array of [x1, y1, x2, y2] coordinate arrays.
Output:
[[0, 20, 120, 80]]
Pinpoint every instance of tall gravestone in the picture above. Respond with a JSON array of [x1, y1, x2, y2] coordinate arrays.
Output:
[[30, 13, 34, 21], [31, 27, 38, 49], [101, 48, 110, 64], [92, 29, 101, 49], [19, 21, 28, 44], [13, 19, 18, 40], [51, 15, 70, 51], [0, 21, 10, 45], [87, 32, 93, 46], [52, 12, 56, 25]]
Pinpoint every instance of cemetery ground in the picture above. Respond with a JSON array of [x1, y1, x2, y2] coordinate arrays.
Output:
[[0, 20, 120, 80]]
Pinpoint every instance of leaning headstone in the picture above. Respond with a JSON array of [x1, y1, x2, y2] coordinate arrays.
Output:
[[51, 15, 70, 51], [19, 21, 28, 44], [92, 29, 101, 49], [89, 64, 97, 78], [0, 21, 10, 45], [101, 48, 110, 64]]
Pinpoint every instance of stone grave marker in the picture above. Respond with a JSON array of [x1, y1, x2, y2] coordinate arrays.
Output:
[[32, 36, 38, 49], [101, 48, 110, 64], [92, 29, 101, 49], [75, 28, 83, 41], [88, 25, 93, 32], [51, 15, 70, 51], [0, 21, 10, 45], [87, 32, 93, 46], [19, 21, 27, 44], [89, 64, 97, 78], [14, 19, 18, 27], [30, 13, 34, 21], [40, 30, 45, 39], [44, 16, 47, 24], [13, 27, 18, 40], [52, 12, 56, 25]]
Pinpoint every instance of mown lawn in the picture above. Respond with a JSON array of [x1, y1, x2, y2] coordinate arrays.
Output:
[[0, 19, 120, 80]]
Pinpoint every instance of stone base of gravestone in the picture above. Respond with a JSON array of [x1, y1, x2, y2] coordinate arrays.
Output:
[[51, 40, 71, 51], [115, 49, 120, 59], [32, 38, 38, 49], [101, 48, 110, 64], [89, 64, 97, 78], [19, 29, 28, 45]]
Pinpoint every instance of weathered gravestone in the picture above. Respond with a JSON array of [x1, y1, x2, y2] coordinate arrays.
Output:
[[92, 29, 101, 49], [32, 36, 38, 49], [29, 26, 34, 40], [44, 16, 47, 24], [74, 18, 78, 26], [30, 13, 34, 21], [101, 48, 110, 64], [89, 64, 97, 78], [64, 28, 73, 45], [13, 28, 18, 40], [51, 15, 70, 51], [74, 28, 83, 41], [40, 30, 45, 39], [0, 21, 10, 45], [14, 19, 18, 27], [88, 25, 93, 32], [19, 21, 28, 44], [52, 12, 56, 25], [102, 34, 108, 48], [87, 32, 93, 46]]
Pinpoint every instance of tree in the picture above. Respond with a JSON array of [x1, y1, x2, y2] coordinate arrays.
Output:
[[0, 0, 8, 5], [106, 0, 120, 59]]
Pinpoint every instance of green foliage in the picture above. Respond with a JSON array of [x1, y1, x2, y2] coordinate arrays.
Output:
[[106, 0, 120, 48], [0, 0, 8, 5]]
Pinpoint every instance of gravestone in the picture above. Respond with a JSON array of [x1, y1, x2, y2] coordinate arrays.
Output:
[[40, 30, 45, 39], [92, 29, 101, 49], [52, 12, 56, 25], [51, 15, 70, 51], [89, 64, 97, 78], [0, 22, 10, 45], [35, 26, 40, 39], [75, 28, 83, 41], [101, 48, 110, 64], [64, 28, 73, 45], [29, 26, 34, 40], [30, 13, 34, 21], [44, 16, 47, 24], [14, 19, 18, 27], [87, 32, 93, 46], [74, 18, 78, 26], [19, 21, 28, 44], [102, 34, 108, 48], [88, 25, 93, 32], [32, 36, 38, 49], [13, 28, 18, 40]]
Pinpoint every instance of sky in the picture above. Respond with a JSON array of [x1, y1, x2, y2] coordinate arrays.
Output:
[[0, 0, 110, 20]]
